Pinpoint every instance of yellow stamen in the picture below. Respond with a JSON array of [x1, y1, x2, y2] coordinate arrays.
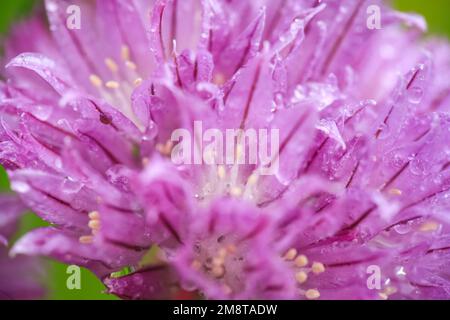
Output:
[[311, 262, 325, 274], [389, 188, 402, 196], [383, 286, 397, 296], [246, 174, 258, 186], [235, 144, 243, 162], [305, 289, 320, 300], [88, 211, 100, 220], [125, 61, 137, 70], [79, 235, 93, 244], [89, 74, 103, 87], [230, 187, 242, 197], [419, 221, 440, 232], [105, 58, 119, 73], [134, 78, 143, 86], [378, 292, 388, 300], [105, 81, 120, 89], [217, 165, 226, 179], [88, 219, 101, 230], [284, 248, 298, 261], [121, 45, 130, 61], [295, 255, 309, 267], [295, 271, 308, 284]]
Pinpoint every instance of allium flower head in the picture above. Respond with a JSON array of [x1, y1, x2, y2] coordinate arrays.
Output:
[[1, 0, 449, 300]]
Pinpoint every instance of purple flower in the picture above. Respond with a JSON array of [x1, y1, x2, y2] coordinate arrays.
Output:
[[1, 0, 449, 300], [0, 195, 46, 299]]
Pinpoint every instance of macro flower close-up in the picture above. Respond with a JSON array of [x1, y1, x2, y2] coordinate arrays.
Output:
[[0, 0, 449, 302]]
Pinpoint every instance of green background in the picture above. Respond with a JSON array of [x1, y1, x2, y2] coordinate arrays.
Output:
[[0, 0, 449, 300]]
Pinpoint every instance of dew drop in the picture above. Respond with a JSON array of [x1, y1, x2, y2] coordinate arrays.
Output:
[[409, 158, 429, 176], [395, 266, 407, 277], [54, 157, 63, 169], [407, 86, 424, 104], [61, 177, 83, 194], [393, 223, 411, 235], [46, 1, 58, 12], [142, 122, 158, 141], [34, 105, 52, 121], [275, 170, 292, 186], [11, 181, 30, 193]]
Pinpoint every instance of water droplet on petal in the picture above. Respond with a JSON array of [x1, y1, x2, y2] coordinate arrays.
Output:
[[34, 105, 52, 121], [11, 181, 30, 193], [54, 157, 63, 169], [46, 1, 58, 12], [61, 177, 83, 194], [393, 223, 411, 235], [409, 158, 429, 176], [142, 121, 158, 141], [407, 87, 424, 104], [275, 170, 292, 186]]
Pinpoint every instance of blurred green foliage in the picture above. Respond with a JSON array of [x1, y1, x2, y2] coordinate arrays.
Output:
[[394, 0, 450, 36], [0, 166, 9, 191], [0, 0, 449, 300], [13, 212, 119, 300], [0, 0, 35, 34]]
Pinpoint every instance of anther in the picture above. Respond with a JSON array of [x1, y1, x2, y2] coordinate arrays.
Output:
[[378, 292, 388, 300], [217, 165, 226, 179], [389, 188, 402, 196], [88, 211, 100, 220], [383, 286, 397, 296], [212, 265, 225, 278], [246, 174, 258, 186], [105, 81, 120, 89], [230, 187, 242, 197], [295, 255, 308, 267], [79, 235, 93, 244], [295, 271, 308, 284], [89, 74, 103, 87], [125, 61, 137, 70], [105, 58, 119, 73], [284, 248, 298, 261], [311, 262, 325, 274], [419, 221, 440, 232], [305, 289, 320, 300], [121, 45, 130, 61], [88, 219, 101, 230]]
